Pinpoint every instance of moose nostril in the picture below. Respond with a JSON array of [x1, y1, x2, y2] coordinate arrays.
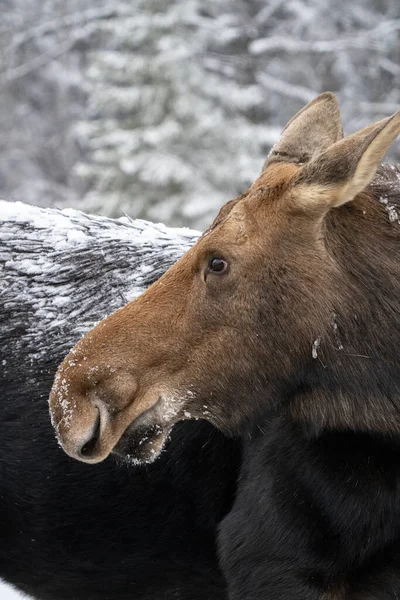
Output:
[[79, 411, 101, 459]]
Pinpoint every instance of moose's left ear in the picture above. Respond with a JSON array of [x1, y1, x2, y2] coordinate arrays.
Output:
[[264, 92, 343, 170], [293, 112, 400, 210]]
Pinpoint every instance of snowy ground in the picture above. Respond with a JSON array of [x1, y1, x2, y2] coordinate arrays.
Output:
[[0, 581, 24, 598]]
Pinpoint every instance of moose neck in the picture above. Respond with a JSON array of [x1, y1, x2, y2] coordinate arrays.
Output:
[[287, 168, 400, 435], [231, 166, 397, 439]]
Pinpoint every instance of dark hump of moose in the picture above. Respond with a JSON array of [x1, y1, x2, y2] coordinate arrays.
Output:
[[49, 93, 400, 599], [0, 204, 240, 600]]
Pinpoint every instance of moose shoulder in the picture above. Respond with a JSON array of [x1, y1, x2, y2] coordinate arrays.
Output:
[[50, 93, 400, 599]]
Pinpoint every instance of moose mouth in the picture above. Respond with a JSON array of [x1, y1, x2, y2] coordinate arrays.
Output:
[[112, 420, 173, 465], [111, 392, 186, 465], [60, 389, 191, 465]]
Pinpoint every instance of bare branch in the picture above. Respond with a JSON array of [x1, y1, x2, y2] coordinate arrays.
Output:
[[9, 5, 130, 52], [2, 38, 77, 83], [255, 0, 287, 26], [257, 72, 317, 104], [379, 57, 400, 76], [250, 19, 400, 55], [359, 101, 400, 114]]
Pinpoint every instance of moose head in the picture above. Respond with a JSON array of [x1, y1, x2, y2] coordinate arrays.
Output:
[[49, 92, 400, 465]]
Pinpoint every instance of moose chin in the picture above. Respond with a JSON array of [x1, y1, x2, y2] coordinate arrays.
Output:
[[50, 92, 400, 600]]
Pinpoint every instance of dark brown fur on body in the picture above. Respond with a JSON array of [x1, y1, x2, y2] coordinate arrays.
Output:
[[289, 167, 400, 434], [50, 93, 400, 598]]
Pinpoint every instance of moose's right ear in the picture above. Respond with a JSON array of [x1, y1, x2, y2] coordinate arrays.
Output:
[[292, 111, 400, 212], [264, 92, 343, 170]]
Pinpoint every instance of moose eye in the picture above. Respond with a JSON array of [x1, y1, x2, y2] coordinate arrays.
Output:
[[208, 257, 228, 274]]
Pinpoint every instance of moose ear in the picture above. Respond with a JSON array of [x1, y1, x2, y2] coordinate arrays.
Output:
[[293, 112, 400, 210], [263, 92, 343, 170]]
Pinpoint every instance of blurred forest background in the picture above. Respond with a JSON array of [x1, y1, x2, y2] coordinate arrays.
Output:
[[1, 0, 399, 229]]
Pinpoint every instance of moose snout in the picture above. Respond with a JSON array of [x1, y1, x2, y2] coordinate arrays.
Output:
[[49, 363, 139, 464]]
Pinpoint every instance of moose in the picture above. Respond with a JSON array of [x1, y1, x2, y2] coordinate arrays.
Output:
[[0, 203, 240, 600], [51, 92, 400, 599]]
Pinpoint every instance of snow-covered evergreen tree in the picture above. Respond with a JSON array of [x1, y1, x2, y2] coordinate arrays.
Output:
[[249, 0, 400, 135], [0, 0, 122, 209], [70, 0, 400, 227], [71, 0, 274, 228], [1, 0, 399, 228]]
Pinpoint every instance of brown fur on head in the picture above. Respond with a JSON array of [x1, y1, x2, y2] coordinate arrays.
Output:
[[49, 93, 400, 465]]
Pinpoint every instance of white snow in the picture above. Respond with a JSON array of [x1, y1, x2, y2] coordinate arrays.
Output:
[[378, 194, 400, 225], [312, 337, 321, 359], [0, 581, 25, 599]]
